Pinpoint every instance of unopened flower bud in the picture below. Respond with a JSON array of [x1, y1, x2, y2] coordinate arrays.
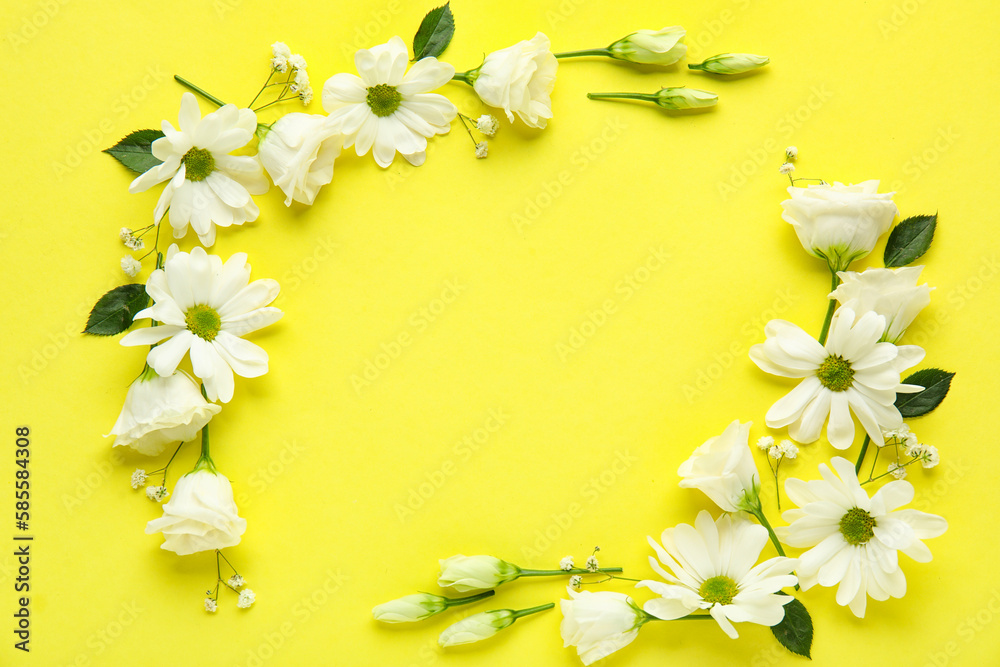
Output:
[[689, 53, 769, 75]]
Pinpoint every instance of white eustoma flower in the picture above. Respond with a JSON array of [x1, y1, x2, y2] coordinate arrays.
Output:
[[677, 420, 759, 513], [437, 555, 520, 592], [608, 26, 686, 65], [781, 181, 898, 271], [830, 266, 932, 343], [129, 93, 268, 247], [472, 32, 558, 129], [322, 36, 456, 168], [778, 457, 947, 618], [258, 113, 343, 206], [750, 307, 924, 449], [372, 593, 449, 623], [106, 367, 221, 455], [689, 53, 770, 74], [145, 468, 247, 555], [119, 245, 282, 403], [637, 511, 797, 639], [560, 589, 648, 666]]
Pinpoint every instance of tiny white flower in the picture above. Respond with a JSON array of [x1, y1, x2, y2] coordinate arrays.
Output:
[[299, 87, 313, 106], [272, 42, 291, 58], [476, 114, 499, 137], [146, 485, 169, 502], [125, 236, 145, 251], [586, 555, 599, 572], [120, 227, 134, 242], [779, 440, 798, 460], [475, 141, 488, 159], [130, 469, 148, 489], [779, 162, 795, 175], [905, 432, 919, 449], [756, 435, 774, 451], [888, 462, 907, 479], [570, 575, 583, 590], [204, 598, 218, 613], [272, 55, 288, 72], [559, 556, 575, 571], [768, 444, 783, 460], [917, 444, 940, 468], [227, 574, 245, 588], [288, 54, 307, 71], [293, 68, 310, 89], [785, 146, 798, 160], [121, 256, 142, 277], [237, 588, 256, 608]]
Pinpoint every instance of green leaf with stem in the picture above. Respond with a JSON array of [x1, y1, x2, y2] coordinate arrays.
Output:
[[83, 284, 149, 336], [103, 130, 165, 174], [412, 3, 455, 60]]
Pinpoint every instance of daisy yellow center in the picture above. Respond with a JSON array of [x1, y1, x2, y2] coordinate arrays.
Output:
[[699, 575, 739, 605], [817, 354, 854, 392], [366, 83, 402, 117], [185, 304, 222, 341], [839, 507, 876, 546], [182, 147, 215, 182]]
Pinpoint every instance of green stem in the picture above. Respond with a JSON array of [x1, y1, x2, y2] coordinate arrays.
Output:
[[586, 92, 655, 103], [519, 567, 623, 577], [160, 440, 185, 485], [445, 590, 496, 607], [555, 48, 613, 59], [174, 75, 226, 108], [855, 435, 872, 476], [510, 603, 554, 619], [248, 70, 275, 109], [817, 269, 840, 345], [750, 505, 787, 558], [451, 71, 476, 86], [672, 614, 715, 620]]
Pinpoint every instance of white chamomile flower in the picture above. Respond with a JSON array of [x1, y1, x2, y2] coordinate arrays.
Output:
[[749, 307, 924, 449], [475, 141, 488, 159], [119, 245, 282, 403], [130, 469, 148, 489], [322, 36, 457, 168], [785, 146, 797, 160], [586, 555, 599, 572], [778, 457, 947, 618], [476, 114, 499, 137], [779, 162, 795, 175], [237, 589, 256, 608], [638, 511, 797, 639], [146, 485, 169, 502], [204, 598, 218, 613], [756, 435, 775, 451], [121, 256, 141, 278], [887, 462, 907, 479], [560, 556, 575, 571], [570, 575, 583, 590], [128, 92, 268, 247], [227, 574, 245, 588]]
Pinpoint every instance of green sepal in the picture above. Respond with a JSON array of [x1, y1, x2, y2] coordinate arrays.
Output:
[[412, 3, 455, 60], [83, 284, 149, 336], [103, 129, 165, 174]]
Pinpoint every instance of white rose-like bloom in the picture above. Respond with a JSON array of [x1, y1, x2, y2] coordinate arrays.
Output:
[[258, 113, 343, 206], [106, 367, 221, 456], [608, 26, 686, 65], [830, 266, 933, 343], [750, 307, 924, 449], [689, 53, 770, 75], [322, 36, 456, 168], [129, 92, 268, 247], [560, 589, 648, 665], [145, 468, 247, 555], [472, 32, 558, 129], [437, 555, 521, 592], [638, 511, 798, 639], [677, 420, 759, 513], [781, 181, 898, 271], [372, 593, 449, 623], [777, 457, 947, 618], [120, 245, 282, 403]]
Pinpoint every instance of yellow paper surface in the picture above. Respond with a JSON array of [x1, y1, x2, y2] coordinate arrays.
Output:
[[1, 0, 998, 664]]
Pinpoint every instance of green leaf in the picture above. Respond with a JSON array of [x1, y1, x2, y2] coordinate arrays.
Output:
[[83, 284, 150, 336], [412, 3, 455, 60], [896, 368, 955, 418], [884, 214, 937, 267], [771, 596, 812, 659], [103, 129, 165, 174]]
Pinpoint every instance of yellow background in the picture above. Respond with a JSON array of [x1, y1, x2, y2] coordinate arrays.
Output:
[[2, 0, 997, 664]]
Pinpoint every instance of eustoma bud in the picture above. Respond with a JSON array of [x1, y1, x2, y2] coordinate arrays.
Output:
[[654, 87, 718, 110], [689, 53, 769, 75], [608, 27, 686, 65]]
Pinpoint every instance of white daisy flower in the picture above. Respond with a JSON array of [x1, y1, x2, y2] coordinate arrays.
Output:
[[749, 307, 924, 449], [778, 457, 947, 618], [322, 36, 457, 168], [128, 92, 268, 247], [637, 511, 798, 639], [119, 245, 282, 403]]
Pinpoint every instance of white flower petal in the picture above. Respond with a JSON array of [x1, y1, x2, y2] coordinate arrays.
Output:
[[146, 330, 194, 376]]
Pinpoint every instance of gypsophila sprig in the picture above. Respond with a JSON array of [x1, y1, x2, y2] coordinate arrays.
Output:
[[130, 469, 147, 489], [237, 589, 256, 609], [560, 556, 575, 571]]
